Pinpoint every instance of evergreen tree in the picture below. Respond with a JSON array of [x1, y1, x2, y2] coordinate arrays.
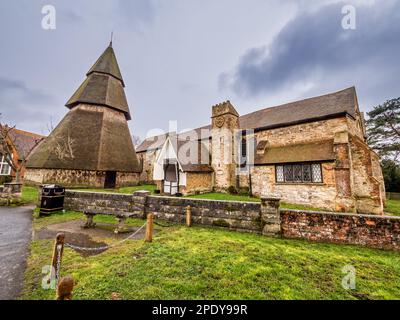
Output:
[[366, 97, 400, 162]]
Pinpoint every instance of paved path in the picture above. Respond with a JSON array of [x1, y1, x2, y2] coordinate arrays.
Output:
[[0, 206, 33, 300]]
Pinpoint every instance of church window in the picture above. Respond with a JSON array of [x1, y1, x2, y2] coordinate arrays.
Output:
[[276, 163, 323, 183]]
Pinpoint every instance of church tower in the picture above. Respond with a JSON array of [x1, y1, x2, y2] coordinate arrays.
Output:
[[211, 101, 240, 191], [25, 43, 142, 188]]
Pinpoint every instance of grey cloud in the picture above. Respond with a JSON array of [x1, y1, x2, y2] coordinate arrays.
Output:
[[116, 0, 156, 30], [221, 0, 400, 106], [0, 78, 54, 105], [0, 77, 56, 133]]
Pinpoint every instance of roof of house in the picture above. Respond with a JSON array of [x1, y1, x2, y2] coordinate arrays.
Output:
[[137, 87, 358, 153], [174, 139, 213, 173], [7, 128, 44, 159], [65, 44, 131, 120]]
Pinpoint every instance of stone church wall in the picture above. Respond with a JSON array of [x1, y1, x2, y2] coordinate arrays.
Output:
[[251, 163, 338, 211]]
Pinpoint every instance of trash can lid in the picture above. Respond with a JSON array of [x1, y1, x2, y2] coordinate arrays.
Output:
[[43, 184, 64, 189]]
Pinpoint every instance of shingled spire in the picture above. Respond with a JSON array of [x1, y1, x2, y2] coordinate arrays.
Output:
[[26, 43, 142, 187], [65, 43, 131, 120]]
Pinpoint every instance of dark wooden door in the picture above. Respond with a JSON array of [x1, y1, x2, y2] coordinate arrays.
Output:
[[104, 171, 117, 189]]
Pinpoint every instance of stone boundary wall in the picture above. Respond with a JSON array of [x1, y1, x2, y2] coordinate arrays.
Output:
[[64, 191, 146, 218], [64, 190, 400, 251], [281, 210, 400, 251], [146, 196, 261, 232]]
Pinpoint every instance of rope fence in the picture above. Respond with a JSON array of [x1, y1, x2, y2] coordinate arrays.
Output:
[[48, 209, 193, 299], [64, 222, 147, 252]]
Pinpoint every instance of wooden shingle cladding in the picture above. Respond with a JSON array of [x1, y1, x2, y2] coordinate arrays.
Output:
[[66, 44, 131, 120], [66, 74, 131, 120], [26, 43, 141, 176], [26, 106, 141, 172]]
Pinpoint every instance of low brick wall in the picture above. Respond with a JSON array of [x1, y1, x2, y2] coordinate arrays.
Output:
[[281, 210, 400, 251], [64, 190, 400, 251]]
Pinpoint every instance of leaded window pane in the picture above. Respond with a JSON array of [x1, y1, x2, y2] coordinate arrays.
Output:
[[276, 165, 284, 182], [312, 164, 322, 183], [293, 164, 302, 182], [302, 164, 312, 182], [284, 165, 293, 182]]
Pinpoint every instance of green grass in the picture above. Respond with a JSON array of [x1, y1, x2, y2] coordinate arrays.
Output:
[[186, 192, 328, 211], [21, 186, 39, 205], [385, 200, 400, 216], [187, 192, 260, 202], [73, 184, 157, 194], [22, 211, 400, 300]]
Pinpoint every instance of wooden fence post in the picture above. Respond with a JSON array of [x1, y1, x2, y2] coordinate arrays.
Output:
[[56, 276, 74, 300], [186, 206, 192, 227], [49, 233, 65, 286], [145, 213, 154, 242]]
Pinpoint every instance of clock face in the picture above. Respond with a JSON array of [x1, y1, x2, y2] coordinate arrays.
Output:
[[215, 117, 225, 128]]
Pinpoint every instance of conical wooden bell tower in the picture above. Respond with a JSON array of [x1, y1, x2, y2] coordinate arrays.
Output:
[[26, 43, 142, 188]]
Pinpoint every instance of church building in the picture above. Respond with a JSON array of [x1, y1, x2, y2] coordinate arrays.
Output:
[[25, 43, 141, 188], [137, 87, 385, 215]]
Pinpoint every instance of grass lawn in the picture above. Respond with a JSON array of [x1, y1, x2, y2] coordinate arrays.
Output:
[[21, 186, 39, 205], [186, 192, 329, 212], [73, 184, 157, 194], [385, 200, 400, 216], [22, 210, 400, 300]]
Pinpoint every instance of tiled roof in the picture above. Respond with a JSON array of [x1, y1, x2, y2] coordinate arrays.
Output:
[[137, 87, 357, 153], [8, 129, 44, 159]]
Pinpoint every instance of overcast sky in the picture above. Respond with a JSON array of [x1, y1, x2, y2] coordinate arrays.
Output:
[[0, 0, 399, 140]]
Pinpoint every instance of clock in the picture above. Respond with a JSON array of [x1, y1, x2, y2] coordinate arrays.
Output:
[[215, 117, 225, 128]]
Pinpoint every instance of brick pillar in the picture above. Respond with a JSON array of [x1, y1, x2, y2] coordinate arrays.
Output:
[[132, 190, 151, 219], [260, 197, 281, 237]]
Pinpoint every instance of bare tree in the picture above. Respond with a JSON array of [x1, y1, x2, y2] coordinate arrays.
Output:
[[132, 135, 142, 147], [54, 132, 76, 161], [0, 121, 22, 183]]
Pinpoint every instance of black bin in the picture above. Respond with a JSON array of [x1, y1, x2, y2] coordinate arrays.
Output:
[[40, 185, 65, 216]]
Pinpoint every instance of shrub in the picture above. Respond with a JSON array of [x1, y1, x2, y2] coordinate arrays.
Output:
[[0, 176, 12, 185], [227, 186, 238, 195], [154, 189, 161, 194]]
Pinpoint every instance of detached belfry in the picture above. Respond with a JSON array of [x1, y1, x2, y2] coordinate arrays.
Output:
[[25, 43, 142, 188]]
